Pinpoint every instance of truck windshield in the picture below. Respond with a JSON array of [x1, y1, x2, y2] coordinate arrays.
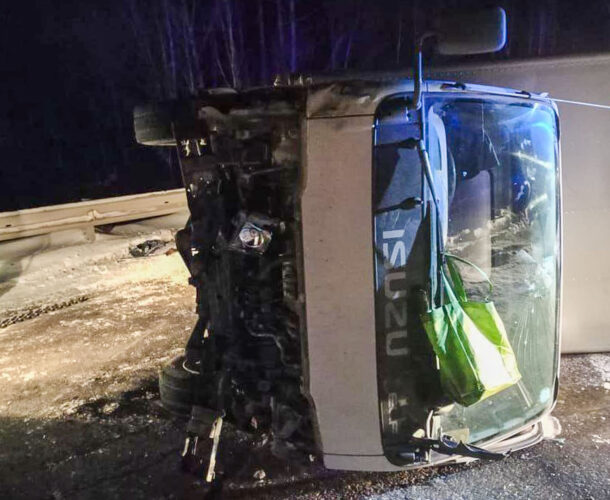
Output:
[[426, 94, 560, 444], [373, 93, 560, 456]]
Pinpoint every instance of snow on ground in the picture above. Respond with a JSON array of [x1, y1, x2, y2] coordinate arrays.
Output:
[[0, 212, 190, 313], [0, 214, 195, 420], [589, 354, 610, 389]]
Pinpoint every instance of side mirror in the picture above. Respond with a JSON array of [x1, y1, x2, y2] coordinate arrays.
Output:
[[410, 7, 507, 110], [436, 7, 507, 55]]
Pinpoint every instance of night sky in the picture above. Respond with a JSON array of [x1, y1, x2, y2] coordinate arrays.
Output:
[[2, 0, 609, 211]]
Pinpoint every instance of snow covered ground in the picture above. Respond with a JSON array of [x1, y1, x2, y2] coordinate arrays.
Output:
[[0, 213, 195, 422], [0, 212, 190, 314]]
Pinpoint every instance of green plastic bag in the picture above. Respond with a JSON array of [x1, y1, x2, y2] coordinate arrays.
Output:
[[421, 254, 521, 407]]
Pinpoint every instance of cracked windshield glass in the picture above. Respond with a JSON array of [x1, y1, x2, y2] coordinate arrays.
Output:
[[426, 94, 560, 443]]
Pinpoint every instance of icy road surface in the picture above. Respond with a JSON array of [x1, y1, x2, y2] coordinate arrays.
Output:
[[0, 224, 608, 499]]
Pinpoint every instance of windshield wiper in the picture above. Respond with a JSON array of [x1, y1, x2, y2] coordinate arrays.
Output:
[[374, 196, 422, 215]]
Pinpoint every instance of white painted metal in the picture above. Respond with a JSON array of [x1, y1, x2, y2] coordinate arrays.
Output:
[[0, 189, 187, 242], [301, 115, 385, 459]]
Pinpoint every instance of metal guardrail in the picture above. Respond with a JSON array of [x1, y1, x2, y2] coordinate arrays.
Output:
[[0, 189, 188, 242]]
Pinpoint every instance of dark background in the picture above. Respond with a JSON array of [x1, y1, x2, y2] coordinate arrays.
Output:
[[2, 0, 609, 211]]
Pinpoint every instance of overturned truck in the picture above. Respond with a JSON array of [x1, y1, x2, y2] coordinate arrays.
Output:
[[134, 8, 561, 481]]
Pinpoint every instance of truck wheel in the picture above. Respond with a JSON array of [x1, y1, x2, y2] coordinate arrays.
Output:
[[134, 103, 175, 146], [159, 355, 195, 415]]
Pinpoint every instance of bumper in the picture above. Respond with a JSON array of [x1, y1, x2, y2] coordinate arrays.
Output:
[[322, 414, 561, 471]]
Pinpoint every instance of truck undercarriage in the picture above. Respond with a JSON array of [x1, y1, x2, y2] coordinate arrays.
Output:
[[138, 89, 318, 479]]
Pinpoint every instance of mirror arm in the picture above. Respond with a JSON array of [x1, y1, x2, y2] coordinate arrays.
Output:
[[410, 32, 437, 111]]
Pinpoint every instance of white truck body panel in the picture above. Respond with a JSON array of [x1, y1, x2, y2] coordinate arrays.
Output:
[[302, 114, 385, 458]]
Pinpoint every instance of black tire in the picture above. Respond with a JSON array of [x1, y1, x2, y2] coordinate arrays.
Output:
[[159, 355, 196, 415], [134, 103, 175, 146]]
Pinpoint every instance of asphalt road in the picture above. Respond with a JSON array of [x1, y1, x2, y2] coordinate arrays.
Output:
[[0, 243, 608, 499]]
